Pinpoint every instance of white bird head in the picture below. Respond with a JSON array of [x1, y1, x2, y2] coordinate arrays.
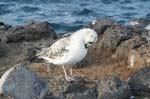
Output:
[[73, 28, 98, 49]]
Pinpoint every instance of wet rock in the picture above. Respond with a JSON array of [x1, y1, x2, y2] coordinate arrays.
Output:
[[0, 22, 11, 31], [128, 66, 150, 97], [0, 22, 5, 26], [129, 18, 150, 27], [3, 21, 57, 43], [127, 18, 150, 34], [0, 63, 48, 99], [115, 35, 146, 63], [97, 76, 131, 99], [87, 18, 119, 35]]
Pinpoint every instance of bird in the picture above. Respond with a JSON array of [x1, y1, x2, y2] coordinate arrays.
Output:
[[36, 28, 98, 82]]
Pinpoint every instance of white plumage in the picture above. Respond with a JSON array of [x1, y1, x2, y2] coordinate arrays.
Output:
[[37, 28, 98, 81]]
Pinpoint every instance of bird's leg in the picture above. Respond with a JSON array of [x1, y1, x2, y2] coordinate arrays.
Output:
[[62, 65, 68, 80], [62, 66, 75, 82], [70, 67, 73, 76]]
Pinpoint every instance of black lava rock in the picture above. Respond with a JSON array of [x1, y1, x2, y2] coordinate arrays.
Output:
[[97, 76, 132, 99], [128, 66, 150, 97], [3, 21, 57, 43]]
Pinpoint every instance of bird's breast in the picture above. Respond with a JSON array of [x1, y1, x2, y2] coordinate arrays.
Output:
[[66, 43, 88, 65]]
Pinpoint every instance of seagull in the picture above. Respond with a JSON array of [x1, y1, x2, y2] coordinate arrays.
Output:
[[36, 28, 98, 82]]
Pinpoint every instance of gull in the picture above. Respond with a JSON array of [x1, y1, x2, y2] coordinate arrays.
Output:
[[36, 28, 98, 81]]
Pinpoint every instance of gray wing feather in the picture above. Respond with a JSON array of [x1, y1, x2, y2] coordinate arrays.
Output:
[[37, 37, 70, 59]]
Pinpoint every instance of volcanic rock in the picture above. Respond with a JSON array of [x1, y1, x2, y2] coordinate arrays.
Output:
[[128, 66, 150, 97], [97, 76, 132, 99], [2, 21, 57, 43], [0, 64, 48, 99], [87, 18, 119, 35]]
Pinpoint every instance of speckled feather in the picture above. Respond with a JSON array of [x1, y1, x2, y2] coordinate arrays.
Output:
[[37, 37, 70, 59]]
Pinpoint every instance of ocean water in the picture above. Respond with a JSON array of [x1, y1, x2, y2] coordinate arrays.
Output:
[[0, 0, 150, 33]]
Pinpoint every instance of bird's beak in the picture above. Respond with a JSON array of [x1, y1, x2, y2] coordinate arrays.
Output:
[[88, 42, 93, 46], [89, 42, 93, 44]]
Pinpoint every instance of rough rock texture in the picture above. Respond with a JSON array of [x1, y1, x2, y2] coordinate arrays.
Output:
[[87, 18, 119, 35], [0, 47, 8, 58], [64, 77, 97, 99], [97, 76, 132, 99], [127, 43, 150, 68], [128, 18, 150, 27], [51, 75, 97, 99], [128, 67, 150, 97], [142, 31, 150, 43], [44, 96, 61, 99], [0, 22, 11, 42], [115, 36, 146, 63], [127, 18, 150, 37], [65, 87, 96, 99], [2, 21, 57, 43], [101, 25, 134, 50], [0, 64, 48, 99]]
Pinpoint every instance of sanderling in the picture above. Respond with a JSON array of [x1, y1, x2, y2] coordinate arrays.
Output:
[[36, 28, 98, 81]]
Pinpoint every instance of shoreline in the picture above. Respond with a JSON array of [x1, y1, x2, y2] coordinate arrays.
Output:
[[0, 17, 150, 99]]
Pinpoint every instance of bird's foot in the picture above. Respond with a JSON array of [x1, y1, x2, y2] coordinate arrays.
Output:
[[66, 76, 76, 82], [66, 75, 81, 83]]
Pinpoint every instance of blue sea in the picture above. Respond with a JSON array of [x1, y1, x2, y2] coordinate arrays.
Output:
[[0, 0, 150, 33]]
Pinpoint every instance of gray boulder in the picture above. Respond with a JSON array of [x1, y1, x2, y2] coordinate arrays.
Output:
[[2, 21, 57, 43], [64, 77, 97, 99], [102, 25, 134, 50], [97, 76, 131, 99], [48, 75, 97, 99], [0, 64, 48, 99], [115, 35, 146, 63], [128, 66, 150, 97], [65, 87, 96, 99]]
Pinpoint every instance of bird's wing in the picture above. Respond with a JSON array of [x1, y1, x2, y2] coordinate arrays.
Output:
[[37, 37, 70, 59]]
